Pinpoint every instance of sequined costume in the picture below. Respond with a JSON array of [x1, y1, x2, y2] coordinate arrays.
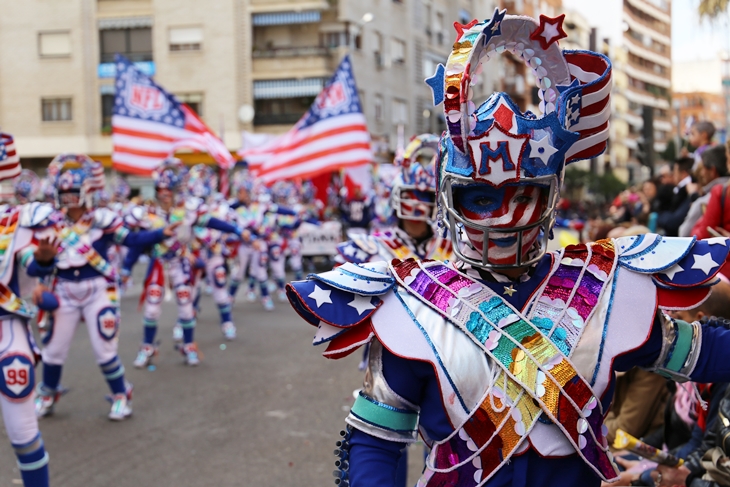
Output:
[[285, 11, 730, 487]]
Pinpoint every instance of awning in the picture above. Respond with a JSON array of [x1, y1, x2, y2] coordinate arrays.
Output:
[[253, 78, 324, 99], [252, 11, 321, 26], [98, 16, 153, 30]]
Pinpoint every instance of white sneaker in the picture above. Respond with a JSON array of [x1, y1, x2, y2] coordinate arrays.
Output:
[[221, 321, 237, 340], [172, 324, 183, 344], [34, 391, 56, 418], [108, 393, 132, 421], [183, 343, 200, 366], [246, 290, 256, 302], [133, 344, 156, 369], [277, 289, 287, 302], [262, 296, 274, 311]]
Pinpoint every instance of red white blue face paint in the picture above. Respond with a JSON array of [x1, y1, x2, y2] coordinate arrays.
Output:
[[453, 184, 548, 265], [398, 189, 436, 221]]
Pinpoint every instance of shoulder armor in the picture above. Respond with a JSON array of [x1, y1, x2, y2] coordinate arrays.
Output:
[[124, 205, 151, 229], [336, 239, 378, 264], [18, 202, 57, 228], [615, 234, 696, 273], [286, 262, 393, 359], [93, 207, 121, 230]]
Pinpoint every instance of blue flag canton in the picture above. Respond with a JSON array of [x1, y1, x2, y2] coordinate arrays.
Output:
[[298, 56, 363, 130], [112, 54, 184, 127]]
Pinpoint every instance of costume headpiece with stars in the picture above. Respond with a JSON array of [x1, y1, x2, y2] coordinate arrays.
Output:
[[426, 9, 612, 269]]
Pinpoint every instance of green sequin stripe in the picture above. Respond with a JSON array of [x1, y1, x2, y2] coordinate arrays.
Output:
[[665, 319, 694, 374], [350, 393, 419, 434]]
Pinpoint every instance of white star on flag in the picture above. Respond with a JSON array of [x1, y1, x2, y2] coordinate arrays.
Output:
[[691, 253, 719, 275], [663, 264, 684, 280], [528, 136, 558, 164], [348, 295, 376, 315], [308, 284, 333, 308]]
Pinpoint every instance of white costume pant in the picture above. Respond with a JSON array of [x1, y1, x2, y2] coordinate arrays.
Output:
[[43, 277, 119, 366], [0, 317, 38, 445], [249, 242, 269, 283], [143, 257, 195, 327], [287, 237, 302, 274], [269, 244, 286, 282], [231, 244, 253, 284], [206, 254, 231, 307]]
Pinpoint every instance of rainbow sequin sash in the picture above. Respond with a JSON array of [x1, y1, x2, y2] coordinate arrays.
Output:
[[58, 222, 117, 282], [392, 241, 618, 485]]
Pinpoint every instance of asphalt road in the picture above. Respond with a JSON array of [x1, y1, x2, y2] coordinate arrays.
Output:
[[0, 272, 425, 487]]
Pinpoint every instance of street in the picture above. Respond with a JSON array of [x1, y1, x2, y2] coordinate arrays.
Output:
[[0, 273, 424, 486]]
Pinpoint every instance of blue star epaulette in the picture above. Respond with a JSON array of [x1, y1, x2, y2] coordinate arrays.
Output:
[[336, 240, 377, 264], [616, 234, 696, 274], [654, 238, 730, 288], [287, 279, 382, 330]]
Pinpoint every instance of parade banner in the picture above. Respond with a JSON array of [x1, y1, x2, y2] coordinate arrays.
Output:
[[111, 54, 234, 175]]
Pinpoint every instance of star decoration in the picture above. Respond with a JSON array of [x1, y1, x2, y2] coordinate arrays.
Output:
[[355, 250, 369, 261], [343, 245, 356, 257], [482, 8, 506, 41], [530, 14, 568, 51], [663, 264, 684, 280], [453, 19, 479, 40], [425, 64, 446, 106], [503, 285, 517, 297], [308, 284, 332, 308], [707, 237, 728, 246], [348, 295, 376, 315], [528, 135, 558, 165], [691, 253, 719, 275]]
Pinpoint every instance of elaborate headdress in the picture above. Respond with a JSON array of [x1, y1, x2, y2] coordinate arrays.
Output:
[[391, 134, 440, 222], [428, 10, 612, 268], [14, 169, 41, 203], [152, 157, 186, 191], [51, 153, 105, 208], [187, 164, 217, 199]]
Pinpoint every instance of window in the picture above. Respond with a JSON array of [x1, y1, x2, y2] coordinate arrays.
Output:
[[101, 93, 114, 133], [322, 32, 345, 48], [176, 93, 203, 116], [423, 58, 436, 78], [42, 98, 72, 121], [374, 94, 384, 122], [39, 31, 71, 58], [392, 98, 407, 124], [169, 26, 202, 52], [253, 97, 315, 126], [99, 28, 152, 63], [391, 38, 406, 65], [424, 3, 432, 36], [435, 13, 444, 45]]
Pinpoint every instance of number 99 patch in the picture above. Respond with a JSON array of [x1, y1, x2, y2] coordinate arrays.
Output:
[[0, 353, 35, 401]]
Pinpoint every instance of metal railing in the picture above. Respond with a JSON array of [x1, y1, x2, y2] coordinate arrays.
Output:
[[252, 46, 332, 58]]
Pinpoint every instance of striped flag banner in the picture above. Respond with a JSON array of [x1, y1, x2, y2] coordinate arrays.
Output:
[[0, 132, 20, 181], [240, 55, 373, 183], [111, 54, 234, 176]]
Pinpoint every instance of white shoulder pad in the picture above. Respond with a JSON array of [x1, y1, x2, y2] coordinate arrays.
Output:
[[93, 207, 121, 230], [124, 205, 149, 228], [185, 196, 205, 213], [19, 202, 56, 228], [310, 262, 395, 295], [615, 234, 695, 273]]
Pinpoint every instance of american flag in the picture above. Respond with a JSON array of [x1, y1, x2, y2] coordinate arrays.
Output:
[[0, 132, 20, 181], [111, 54, 234, 176], [242, 55, 372, 183]]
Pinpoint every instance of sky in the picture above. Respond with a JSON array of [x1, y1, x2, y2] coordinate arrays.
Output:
[[562, 0, 730, 63]]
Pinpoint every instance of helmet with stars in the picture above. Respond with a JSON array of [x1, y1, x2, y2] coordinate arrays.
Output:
[[427, 9, 612, 269], [391, 134, 439, 223], [153, 157, 185, 192], [187, 164, 217, 199]]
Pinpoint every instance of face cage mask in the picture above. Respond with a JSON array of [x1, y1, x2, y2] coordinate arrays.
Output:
[[440, 174, 559, 270], [57, 190, 84, 209], [392, 184, 437, 223]]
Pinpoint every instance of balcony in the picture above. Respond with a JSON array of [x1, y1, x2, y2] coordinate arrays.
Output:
[[253, 46, 331, 58], [98, 60, 155, 78], [252, 45, 335, 78]]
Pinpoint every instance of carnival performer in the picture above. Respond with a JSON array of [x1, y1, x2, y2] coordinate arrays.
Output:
[[0, 133, 57, 487], [32, 154, 177, 421], [286, 11, 730, 487], [335, 134, 453, 266], [124, 158, 241, 368], [187, 164, 237, 340]]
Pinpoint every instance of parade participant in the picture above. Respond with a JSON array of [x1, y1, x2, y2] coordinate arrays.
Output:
[[32, 154, 176, 421], [228, 171, 275, 311], [335, 133, 453, 265], [0, 133, 57, 487], [286, 12, 730, 487], [14, 169, 41, 204], [187, 164, 237, 340], [125, 158, 242, 368]]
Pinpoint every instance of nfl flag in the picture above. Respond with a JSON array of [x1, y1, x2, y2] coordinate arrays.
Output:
[[242, 55, 372, 183], [111, 54, 234, 175]]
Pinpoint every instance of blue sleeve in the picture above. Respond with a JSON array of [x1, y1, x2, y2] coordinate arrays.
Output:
[[121, 229, 166, 249], [26, 259, 56, 277], [122, 245, 144, 275], [689, 325, 730, 383], [272, 205, 297, 216], [348, 429, 405, 487], [206, 217, 240, 235]]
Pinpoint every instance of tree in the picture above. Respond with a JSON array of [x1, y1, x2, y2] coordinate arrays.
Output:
[[699, 0, 730, 19]]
